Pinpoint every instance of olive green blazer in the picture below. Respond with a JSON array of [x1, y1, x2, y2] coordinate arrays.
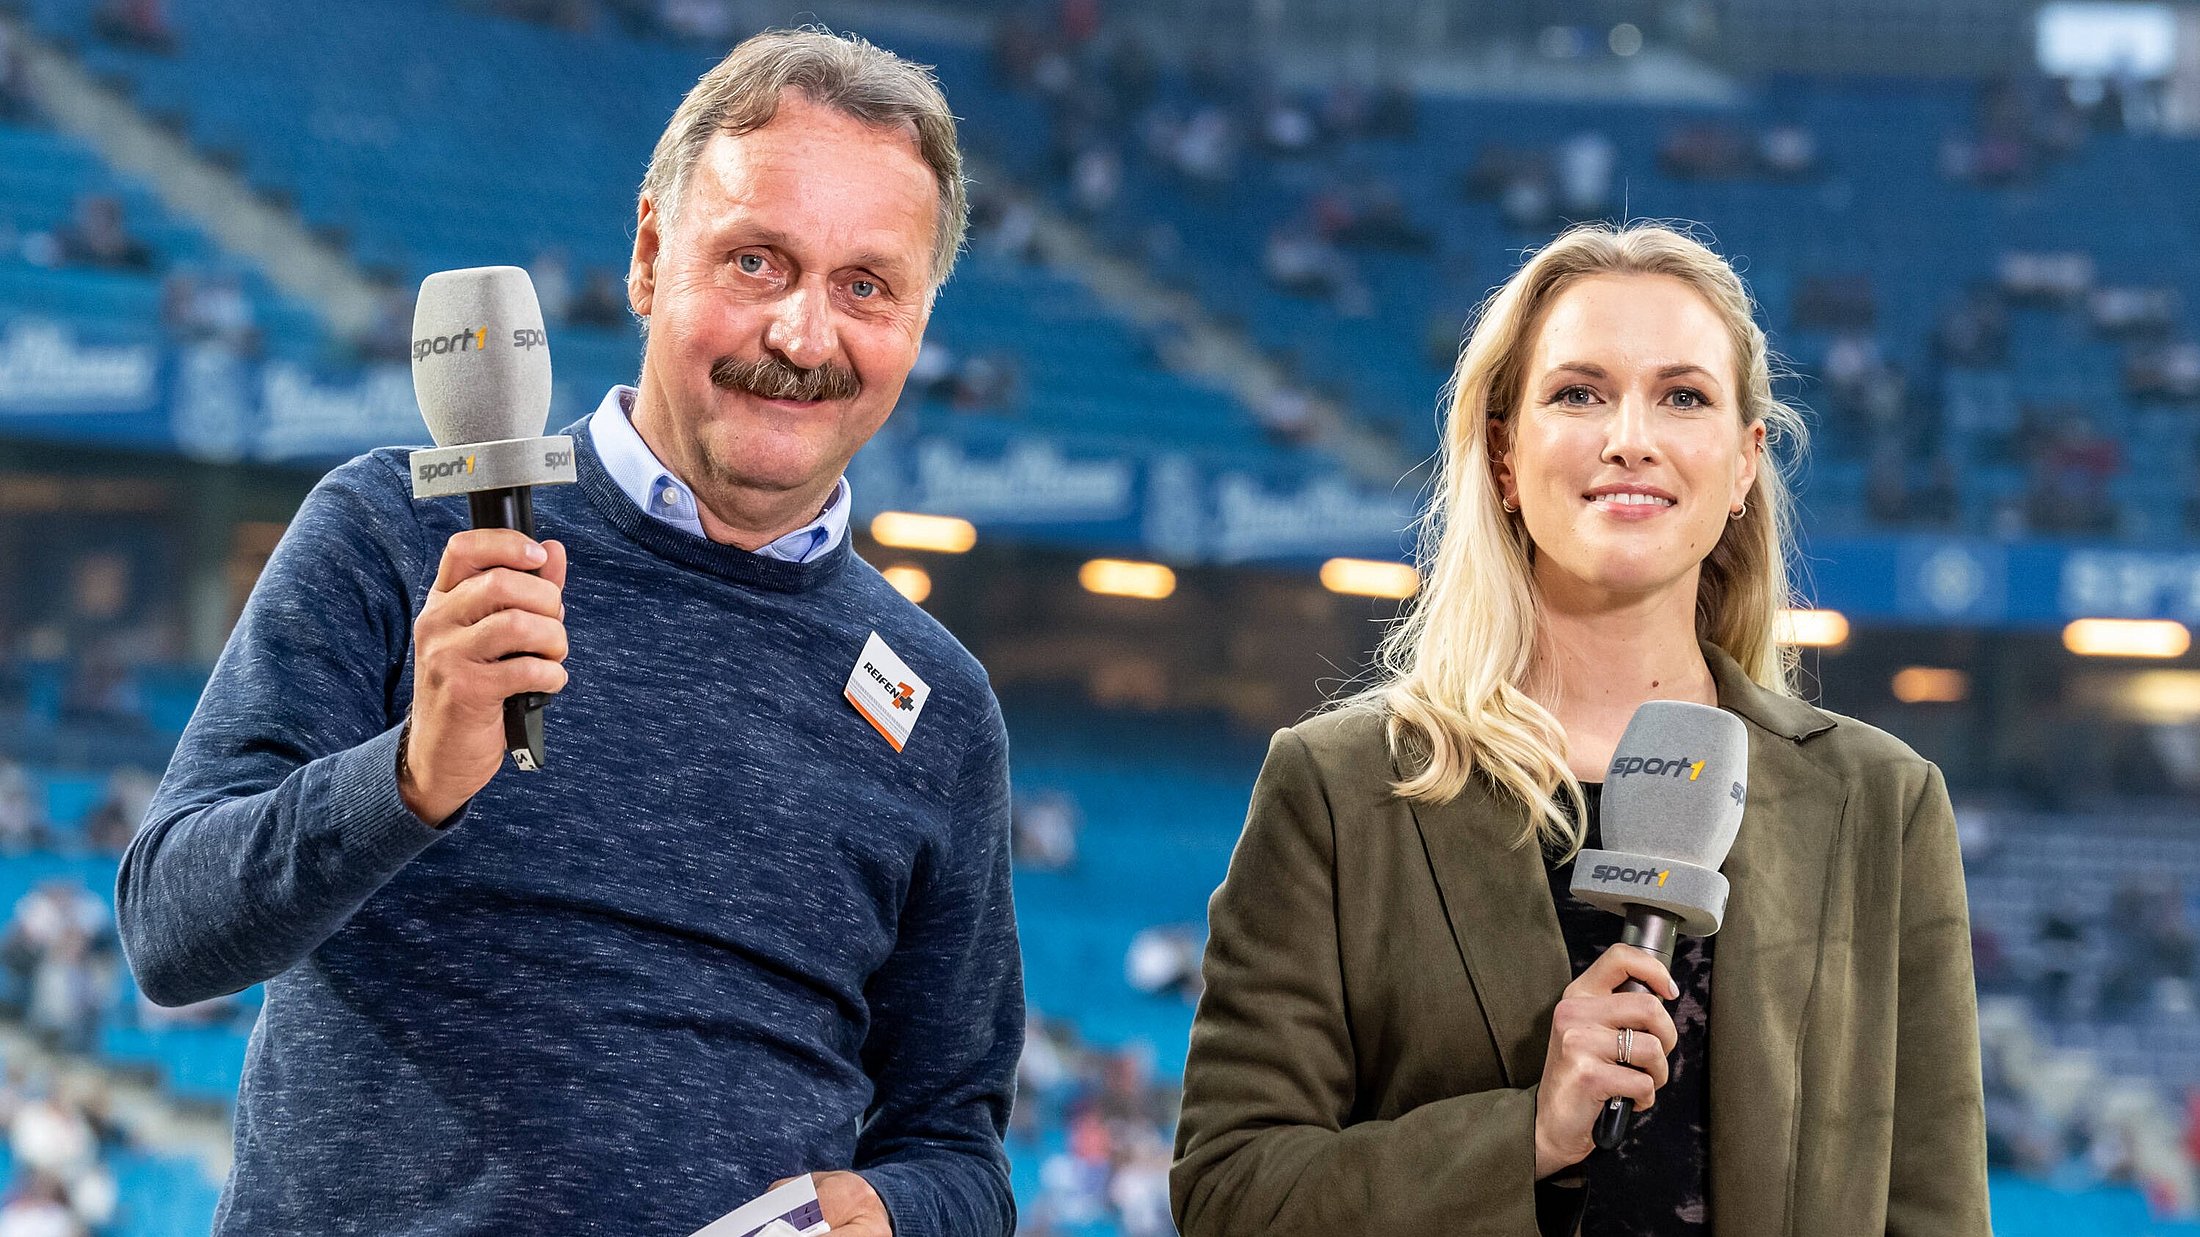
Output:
[[1171, 644, 1989, 1237]]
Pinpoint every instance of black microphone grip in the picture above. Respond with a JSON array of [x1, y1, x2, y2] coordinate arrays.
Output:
[[1593, 910, 1679, 1150], [466, 487, 549, 772], [1593, 976, 1652, 1149]]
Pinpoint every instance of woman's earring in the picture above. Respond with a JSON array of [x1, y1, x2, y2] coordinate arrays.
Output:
[[1729, 501, 1748, 521], [1501, 496, 1520, 513]]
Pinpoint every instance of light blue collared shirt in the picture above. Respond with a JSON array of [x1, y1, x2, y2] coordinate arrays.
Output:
[[586, 386, 850, 563]]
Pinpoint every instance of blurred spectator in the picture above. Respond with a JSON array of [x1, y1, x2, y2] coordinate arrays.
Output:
[[160, 268, 261, 355], [1757, 123, 1820, 178], [969, 187, 1039, 265], [5, 1084, 115, 1234], [567, 270, 629, 330], [1124, 923, 1202, 1003], [91, 0, 174, 53], [1326, 183, 1432, 252], [2089, 287, 2178, 341], [1256, 91, 1318, 156], [1255, 382, 1316, 446], [1659, 123, 1751, 178], [1460, 145, 1548, 203], [40, 196, 154, 274], [1, 882, 115, 1053], [1820, 333, 1906, 449], [1998, 250, 2095, 307], [1168, 106, 1236, 186], [1934, 287, 2011, 367], [0, 764, 47, 856], [2097, 881, 2196, 1021], [1263, 220, 1356, 305], [1069, 144, 1122, 218], [81, 767, 154, 857], [2126, 342, 2200, 402], [1107, 1132, 1173, 1237], [906, 338, 959, 405], [906, 339, 1022, 414], [2022, 409, 2122, 535], [1555, 131, 1616, 219], [1499, 172, 1555, 232], [2036, 900, 2089, 1022], [0, 24, 32, 123], [946, 352, 1021, 414], [0, 1173, 83, 1237]]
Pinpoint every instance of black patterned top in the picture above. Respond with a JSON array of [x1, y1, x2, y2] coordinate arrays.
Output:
[[1538, 782, 1714, 1236]]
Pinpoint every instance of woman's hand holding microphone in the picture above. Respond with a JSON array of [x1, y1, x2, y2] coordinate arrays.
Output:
[[1534, 942, 1679, 1179]]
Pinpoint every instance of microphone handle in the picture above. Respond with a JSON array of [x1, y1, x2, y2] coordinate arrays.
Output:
[[1593, 907, 1679, 1150], [466, 486, 548, 772]]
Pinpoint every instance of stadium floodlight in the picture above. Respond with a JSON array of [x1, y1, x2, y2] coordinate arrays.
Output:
[[1775, 608, 1850, 648], [882, 564, 932, 604], [1891, 667, 1969, 704], [1079, 558, 1176, 600], [2063, 618, 2190, 658], [1319, 557, 1419, 600], [870, 511, 977, 553]]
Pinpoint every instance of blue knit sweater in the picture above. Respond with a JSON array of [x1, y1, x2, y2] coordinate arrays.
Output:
[[116, 422, 1023, 1236]]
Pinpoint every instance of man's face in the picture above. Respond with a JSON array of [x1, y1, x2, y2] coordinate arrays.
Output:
[[628, 94, 937, 509]]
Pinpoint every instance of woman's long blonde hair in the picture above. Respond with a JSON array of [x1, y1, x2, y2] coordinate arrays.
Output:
[[1355, 222, 1809, 855]]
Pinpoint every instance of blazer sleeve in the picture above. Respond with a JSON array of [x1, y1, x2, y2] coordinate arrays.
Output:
[[1886, 761, 1992, 1236], [1171, 729, 1544, 1237]]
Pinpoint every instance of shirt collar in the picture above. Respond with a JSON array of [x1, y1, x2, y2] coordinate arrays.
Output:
[[585, 385, 850, 563]]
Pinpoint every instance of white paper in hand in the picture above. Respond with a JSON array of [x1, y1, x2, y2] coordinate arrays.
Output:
[[688, 1175, 830, 1237]]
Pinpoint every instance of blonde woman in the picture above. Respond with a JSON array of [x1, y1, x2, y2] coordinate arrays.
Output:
[[1170, 223, 1988, 1236]]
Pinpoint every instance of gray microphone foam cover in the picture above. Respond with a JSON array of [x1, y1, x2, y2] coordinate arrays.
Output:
[[410, 266, 553, 448], [1599, 700, 1749, 871]]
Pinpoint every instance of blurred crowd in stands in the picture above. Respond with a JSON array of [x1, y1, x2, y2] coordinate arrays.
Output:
[[1015, 1015, 1176, 1237], [0, 1064, 125, 1237], [980, 3, 2200, 539]]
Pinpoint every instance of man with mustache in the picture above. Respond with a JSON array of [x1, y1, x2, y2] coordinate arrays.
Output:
[[118, 29, 1019, 1237]]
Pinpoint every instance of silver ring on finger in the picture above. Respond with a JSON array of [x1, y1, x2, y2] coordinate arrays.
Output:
[[1617, 1026, 1635, 1068]]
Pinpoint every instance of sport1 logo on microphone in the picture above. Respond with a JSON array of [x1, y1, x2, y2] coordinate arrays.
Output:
[[1588, 863, 1672, 887], [412, 326, 550, 363], [1607, 754, 1707, 781], [413, 327, 487, 362], [416, 454, 477, 484]]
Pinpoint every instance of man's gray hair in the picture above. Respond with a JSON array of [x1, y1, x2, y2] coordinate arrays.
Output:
[[640, 27, 968, 289]]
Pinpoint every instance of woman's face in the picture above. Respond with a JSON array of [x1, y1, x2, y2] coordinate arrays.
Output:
[[1495, 273, 1763, 605]]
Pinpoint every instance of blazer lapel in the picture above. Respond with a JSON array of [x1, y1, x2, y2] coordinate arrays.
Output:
[[1703, 645, 1844, 1237], [1405, 776, 1573, 1089]]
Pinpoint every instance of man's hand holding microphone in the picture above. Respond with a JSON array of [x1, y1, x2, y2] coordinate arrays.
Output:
[[399, 531, 569, 825]]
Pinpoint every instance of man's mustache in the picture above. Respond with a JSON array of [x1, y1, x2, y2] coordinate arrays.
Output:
[[711, 355, 862, 402]]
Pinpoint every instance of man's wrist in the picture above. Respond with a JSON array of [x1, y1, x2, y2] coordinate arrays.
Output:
[[394, 717, 456, 827]]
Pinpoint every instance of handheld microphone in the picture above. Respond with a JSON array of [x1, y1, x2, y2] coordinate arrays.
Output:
[[407, 265, 575, 773], [1569, 700, 1748, 1149]]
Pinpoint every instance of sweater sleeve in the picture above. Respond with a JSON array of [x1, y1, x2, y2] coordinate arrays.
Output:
[[853, 692, 1022, 1237], [115, 454, 455, 1007]]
